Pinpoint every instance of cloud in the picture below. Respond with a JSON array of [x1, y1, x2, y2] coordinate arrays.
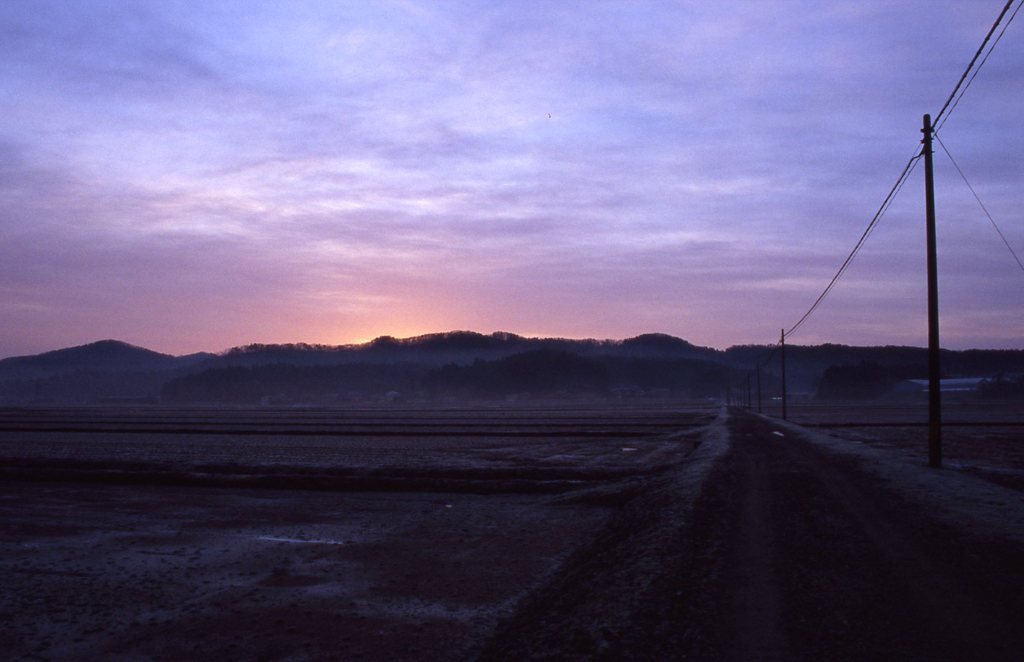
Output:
[[0, 1, 1021, 356]]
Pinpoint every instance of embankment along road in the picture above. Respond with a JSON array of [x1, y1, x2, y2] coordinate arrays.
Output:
[[480, 409, 1024, 661]]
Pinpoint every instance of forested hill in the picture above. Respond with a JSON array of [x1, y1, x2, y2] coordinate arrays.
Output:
[[212, 331, 721, 366], [1, 332, 1022, 404]]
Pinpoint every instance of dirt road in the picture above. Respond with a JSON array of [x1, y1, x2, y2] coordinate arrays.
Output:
[[481, 410, 1024, 661]]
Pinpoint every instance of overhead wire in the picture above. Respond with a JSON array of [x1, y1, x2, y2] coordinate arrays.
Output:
[[781, 0, 1021, 340], [936, 0, 1023, 133], [735, 0, 1021, 389], [933, 0, 1018, 130], [785, 150, 922, 339], [934, 133, 1024, 276]]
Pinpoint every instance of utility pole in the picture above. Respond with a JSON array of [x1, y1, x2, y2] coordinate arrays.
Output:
[[746, 373, 752, 409], [922, 113, 942, 468], [780, 329, 788, 421], [756, 363, 762, 413]]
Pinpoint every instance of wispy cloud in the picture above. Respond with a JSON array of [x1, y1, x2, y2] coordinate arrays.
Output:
[[1, 0, 1021, 356]]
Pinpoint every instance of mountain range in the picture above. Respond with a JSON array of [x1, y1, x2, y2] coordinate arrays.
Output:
[[1, 332, 1022, 405]]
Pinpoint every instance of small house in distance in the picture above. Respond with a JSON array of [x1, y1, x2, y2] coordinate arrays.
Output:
[[893, 377, 987, 395]]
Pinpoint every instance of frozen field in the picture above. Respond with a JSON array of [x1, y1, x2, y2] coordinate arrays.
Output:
[[758, 401, 1024, 491], [0, 405, 714, 491], [0, 404, 717, 660], [3, 402, 1022, 659]]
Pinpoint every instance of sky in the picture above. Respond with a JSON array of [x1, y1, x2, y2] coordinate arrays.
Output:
[[1, 0, 1022, 358]]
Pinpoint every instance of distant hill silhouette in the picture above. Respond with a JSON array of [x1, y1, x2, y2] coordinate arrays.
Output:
[[0, 340, 210, 381], [424, 349, 612, 399], [815, 361, 901, 400], [619, 333, 714, 358], [0, 340, 213, 404], [1, 332, 1022, 404], [216, 331, 716, 367]]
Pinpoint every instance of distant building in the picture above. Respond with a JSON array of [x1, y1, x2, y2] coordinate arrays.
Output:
[[895, 377, 988, 394]]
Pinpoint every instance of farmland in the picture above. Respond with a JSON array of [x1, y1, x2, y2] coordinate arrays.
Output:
[[3, 400, 1023, 660], [0, 404, 718, 660], [756, 400, 1024, 491]]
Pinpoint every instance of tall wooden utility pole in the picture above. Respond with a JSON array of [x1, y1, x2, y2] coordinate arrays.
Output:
[[780, 329, 788, 421], [922, 114, 942, 468]]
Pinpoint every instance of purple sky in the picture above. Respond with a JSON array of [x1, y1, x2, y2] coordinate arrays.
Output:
[[2, 1, 1022, 358]]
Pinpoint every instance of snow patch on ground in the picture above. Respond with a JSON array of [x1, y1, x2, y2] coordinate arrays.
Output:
[[671, 405, 731, 504], [252, 535, 348, 545], [766, 415, 1024, 544]]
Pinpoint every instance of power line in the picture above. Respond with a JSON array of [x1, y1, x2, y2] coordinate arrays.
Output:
[[734, 0, 1021, 398], [785, 151, 922, 338], [738, 1, 1022, 421], [933, 0, 1019, 130], [936, 0, 1023, 133], [781, 0, 1021, 340], [934, 133, 1024, 275]]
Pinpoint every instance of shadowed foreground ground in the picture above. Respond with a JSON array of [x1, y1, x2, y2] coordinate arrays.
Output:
[[0, 406, 708, 660], [3, 406, 1023, 660], [481, 409, 1024, 661]]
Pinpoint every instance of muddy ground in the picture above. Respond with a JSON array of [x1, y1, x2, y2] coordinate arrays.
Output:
[[1, 482, 609, 660], [3, 403, 1022, 660], [0, 405, 715, 660]]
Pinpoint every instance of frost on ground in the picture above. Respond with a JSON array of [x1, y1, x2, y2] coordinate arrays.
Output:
[[477, 407, 731, 660], [0, 404, 719, 660], [767, 415, 1024, 544]]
